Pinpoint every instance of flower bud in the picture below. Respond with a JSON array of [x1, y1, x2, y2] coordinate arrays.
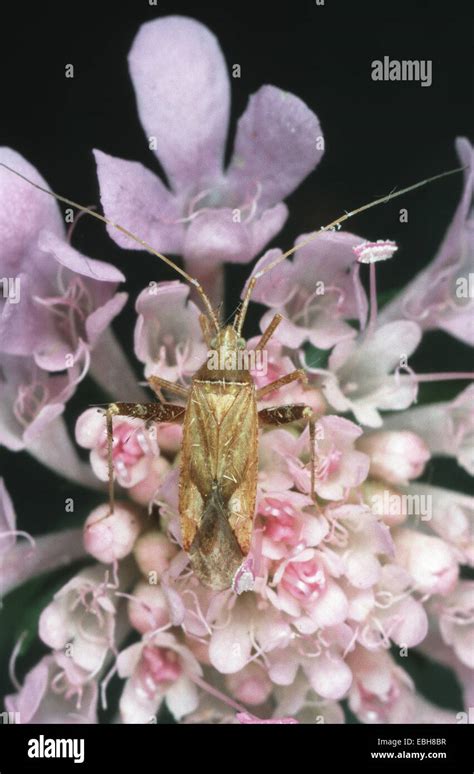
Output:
[[84, 503, 143, 563], [358, 431, 429, 485], [394, 529, 458, 595], [129, 456, 171, 506], [127, 580, 169, 633], [226, 663, 272, 706], [362, 481, 407, 526], [134, 529, 177, 576]]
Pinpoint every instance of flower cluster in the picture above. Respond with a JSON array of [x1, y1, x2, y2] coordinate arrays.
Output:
[[2, 16, 473, 725]]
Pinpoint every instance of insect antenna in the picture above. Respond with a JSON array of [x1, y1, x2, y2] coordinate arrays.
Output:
[[0, 162, 220, 332], [235, 165, 464, 334]]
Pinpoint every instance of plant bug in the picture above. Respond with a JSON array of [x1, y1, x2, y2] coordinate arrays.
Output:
[[0, 162, 462, 591]]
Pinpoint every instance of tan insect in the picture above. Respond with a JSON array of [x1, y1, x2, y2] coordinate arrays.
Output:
[[0, 163, 461, 591]]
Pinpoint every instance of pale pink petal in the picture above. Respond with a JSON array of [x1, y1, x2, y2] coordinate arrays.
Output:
[[227, 85, 324, 209], [128, 16, 230, 193], [305, 653, 352, 700], [165, 675, 199, 720], [93, 150, 184, 253]]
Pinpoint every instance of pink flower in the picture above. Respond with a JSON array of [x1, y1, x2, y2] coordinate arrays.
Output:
[[312, 416, 370, 500], [380, 138, 474, 345], [324, 504, 394, 589], [0, 148, 126, 372], [5, 655, 98, 724], [266, 625, 354, 700], [117, 632, 201, 723], [438, 582, 474, 668], [134, 281, 207, 383], [269, 548, 349, 633], [347, 647, 458, 723], [357, 430, 430, 485], [133, 529, 178, 577], [38, 565, 131, 676], [314, 320, 422, 427], [382, 384, 474, 475], [94, 16, 323, 304], [226, 663, 272, 706], [127, 581, 170, 634], [248, 231, 368, 350], [84, 503, 143, 563], [76, 407, 155, 489], [395, 528, 459, 595], [349, 564, 428, 650], [347, 647, 415, 723], [402, 483, 474, 565]]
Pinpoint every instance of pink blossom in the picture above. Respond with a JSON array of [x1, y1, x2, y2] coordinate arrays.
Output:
[[247, 335, 326, 413], [351, 564, 428, 650], [0, 148, 126, 372], [94, 17, 323, 305], [76, 407, 155, 489], [382, 384, 474, 475], [38, 565, 130, 676], [380, 138, 474, 345], [248, 231, 368, 350], [357, 430, 430, 485], [348, 647, 415, 723], [268, 548, 349, 634], [402, 483, 474, 564], [324, 503, 394, 590], [134, 281, 207, 383], [394, 529, 459, 596], [127, 581, 170, 634], [117, 632, 201, 723], [84, 503, 143, 563], [438, 581, 474, 668], [5, 654, 98, 724], [226, 663, 272, 706], [312, 320, 422, 427], [133, 529, 178, 577], [236, 712, 298, 724]]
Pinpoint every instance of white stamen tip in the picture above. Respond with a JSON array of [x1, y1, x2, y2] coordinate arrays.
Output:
[[353, 239, 398, 264], [232, 560, 255, 594]]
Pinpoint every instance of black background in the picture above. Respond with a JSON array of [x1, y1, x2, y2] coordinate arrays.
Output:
[[0, 0, 472, 716]]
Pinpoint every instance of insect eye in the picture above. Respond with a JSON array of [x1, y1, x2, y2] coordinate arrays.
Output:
[[237, 337, 246, 349]]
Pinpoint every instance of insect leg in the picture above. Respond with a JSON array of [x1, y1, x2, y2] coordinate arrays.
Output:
[[254, 313, 283, 352], [256, 368, 307, 400], [148, 376, 189, 400], [259, 404, 317, 503], [105, 402, 186, 514], [199, 313, 214, 347]]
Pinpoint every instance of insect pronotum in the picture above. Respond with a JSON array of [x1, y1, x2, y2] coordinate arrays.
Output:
[[0, 162, 462, 591]]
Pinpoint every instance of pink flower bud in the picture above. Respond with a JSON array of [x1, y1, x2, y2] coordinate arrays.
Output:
[[394, 529, 459, 596], [281, 558, 326, 603], [358, 431, 430, 485], [127, 581, 170, 634], [129, 456, 171, 506], [133, 529, 178, 576], [362, 481, 407, 526], [226, 664, 272, 706], [156, 423, 183, 454], [84, 503, 143, 563]]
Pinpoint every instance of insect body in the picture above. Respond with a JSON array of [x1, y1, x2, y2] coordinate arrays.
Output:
[[0, 162, 461, 591], [181, 327, 259, 590], [108, 314, 313, 591]]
